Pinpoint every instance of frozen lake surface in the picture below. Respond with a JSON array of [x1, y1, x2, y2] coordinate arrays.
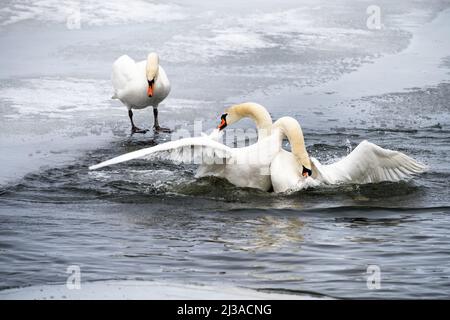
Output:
[[0, 0, 449, 299]]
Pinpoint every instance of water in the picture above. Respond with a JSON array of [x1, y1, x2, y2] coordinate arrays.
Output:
[[0, 0, 449, 299]]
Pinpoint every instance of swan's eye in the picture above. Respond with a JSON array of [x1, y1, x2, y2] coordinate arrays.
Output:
[[218, 113, 228, 130], [302, 166, 312, 177]]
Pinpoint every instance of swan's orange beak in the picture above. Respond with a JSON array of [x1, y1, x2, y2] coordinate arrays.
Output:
[[218, 118, 226, 130], [147, 82, 154, 97]]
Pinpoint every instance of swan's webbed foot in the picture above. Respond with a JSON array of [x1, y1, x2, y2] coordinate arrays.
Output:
[[129, 109, 148, 134], [152, 107, 171, 133], [131, 126, 149, 134], [153, 125, 172, 133]]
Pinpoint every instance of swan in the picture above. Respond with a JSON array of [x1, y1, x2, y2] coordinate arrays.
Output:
[[90, 103, 295, 191], [270, 121, 427, 193], [112, 52, 171, 133], [216, 108, 424, 192]]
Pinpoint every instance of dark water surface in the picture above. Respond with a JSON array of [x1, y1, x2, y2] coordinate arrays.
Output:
[[0, 0, 449, 298]]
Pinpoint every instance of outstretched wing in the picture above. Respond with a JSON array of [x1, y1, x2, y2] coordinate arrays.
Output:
[[312, 140, 426, 184], [89, 136, 233, 170]]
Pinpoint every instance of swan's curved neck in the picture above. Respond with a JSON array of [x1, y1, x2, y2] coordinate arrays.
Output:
[[146, 53, 159, 80], [273, 117, 311, 170], [230, 103, 272, 139]]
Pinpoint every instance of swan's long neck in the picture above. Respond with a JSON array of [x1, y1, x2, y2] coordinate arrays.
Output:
[[146, 53, 159, 80], [230, 103, 272, 139], [273, 117, 311, 170]]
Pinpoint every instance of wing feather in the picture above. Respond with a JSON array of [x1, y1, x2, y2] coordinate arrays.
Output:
[[89, 136, 233, 170], [312, 140, 426, 184], [111, 55, 136, 92]]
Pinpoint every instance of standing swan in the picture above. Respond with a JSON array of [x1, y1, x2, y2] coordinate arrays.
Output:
[[270, 120, 426, 193], [112, 52, 171, 133]]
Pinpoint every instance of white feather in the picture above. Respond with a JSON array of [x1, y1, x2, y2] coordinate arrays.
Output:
[[312, 140, 426, 184], [112, 54, 170, 109], [89, 137, 232, 171], [90, 129, 283, 191], [271, 140, 426, 193]]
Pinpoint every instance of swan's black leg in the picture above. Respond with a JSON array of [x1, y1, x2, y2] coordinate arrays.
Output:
[[129, 109, 148, 134], [153, 106, 171, 133]]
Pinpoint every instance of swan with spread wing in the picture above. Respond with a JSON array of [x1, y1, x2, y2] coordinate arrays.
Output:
[[269, 124, 426, 192], [90, 103, 285, 191]]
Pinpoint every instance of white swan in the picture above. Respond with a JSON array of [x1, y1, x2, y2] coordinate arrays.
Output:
[[112, 52, 171, 133], [270, 121, 427, 193], [217, 109, 424, 192], [90, 103, 295, 191]]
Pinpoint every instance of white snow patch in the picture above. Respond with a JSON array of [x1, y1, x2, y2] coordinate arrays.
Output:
[[0, 0, 187, 27], [0, 280, 323, 300], [0, 78, 114, 118]]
